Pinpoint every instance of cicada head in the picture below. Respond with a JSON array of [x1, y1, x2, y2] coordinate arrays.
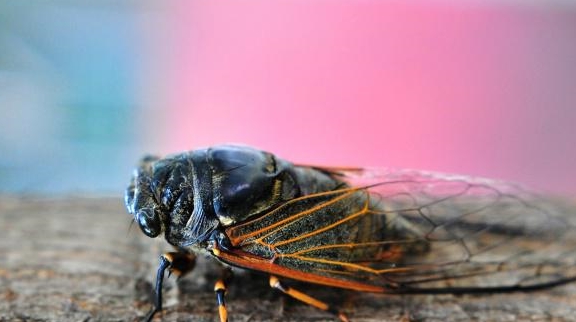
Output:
[[125, 152, 222, 247], [124, 155, 164, 238]]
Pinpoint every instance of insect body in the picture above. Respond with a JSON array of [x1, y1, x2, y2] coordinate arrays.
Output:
[[125, 145, 576, 321]]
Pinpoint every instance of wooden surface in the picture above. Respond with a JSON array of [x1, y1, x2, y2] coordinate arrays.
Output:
[[1, 195, 576, 322]]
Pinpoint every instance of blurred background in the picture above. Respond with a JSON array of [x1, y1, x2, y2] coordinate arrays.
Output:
[[0, 1, 575, 195]]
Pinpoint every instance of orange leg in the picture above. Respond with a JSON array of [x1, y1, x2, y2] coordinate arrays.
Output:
[[214, 278, 228, 322], [214, 268, 233, 322], [269, 276, 349, 322]]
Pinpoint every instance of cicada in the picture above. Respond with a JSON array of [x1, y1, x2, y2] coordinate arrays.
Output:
[[125, 145, 576, 321]]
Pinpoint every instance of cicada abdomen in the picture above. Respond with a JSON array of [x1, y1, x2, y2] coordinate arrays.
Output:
[[223, 167, 576, 294]]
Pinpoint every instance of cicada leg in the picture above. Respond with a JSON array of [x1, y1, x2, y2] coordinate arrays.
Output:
[[214, 268, 233, 322], [214, 279, 227, 322], [145, 252, 196, 322], [269, 276, 349, 322]]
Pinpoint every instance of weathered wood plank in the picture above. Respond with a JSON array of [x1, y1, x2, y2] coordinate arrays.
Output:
[[1, 196, 575, 322]]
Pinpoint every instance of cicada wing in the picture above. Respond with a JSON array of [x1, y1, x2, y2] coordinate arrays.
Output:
[[223, 167, 576, 293]]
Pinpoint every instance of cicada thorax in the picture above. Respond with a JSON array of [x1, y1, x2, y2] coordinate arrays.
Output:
[[207, 146, 343, 227], [127, 145, 347, 248]]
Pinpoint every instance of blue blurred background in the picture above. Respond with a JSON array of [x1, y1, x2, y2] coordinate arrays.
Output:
[[0, 2, 145, 193]]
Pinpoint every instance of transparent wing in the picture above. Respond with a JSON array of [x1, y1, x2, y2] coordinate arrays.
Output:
[[223, 167, 576, 293]]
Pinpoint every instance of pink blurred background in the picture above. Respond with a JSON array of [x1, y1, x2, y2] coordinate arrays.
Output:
[[138, 1, 576, 194], [1, 1, 575, 194]]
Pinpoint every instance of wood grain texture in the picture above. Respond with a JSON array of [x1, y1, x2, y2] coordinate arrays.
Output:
[[1, 196, 575, 322]]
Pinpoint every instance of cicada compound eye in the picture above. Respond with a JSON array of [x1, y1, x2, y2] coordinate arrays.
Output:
[[136, 207, 161, 238]]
